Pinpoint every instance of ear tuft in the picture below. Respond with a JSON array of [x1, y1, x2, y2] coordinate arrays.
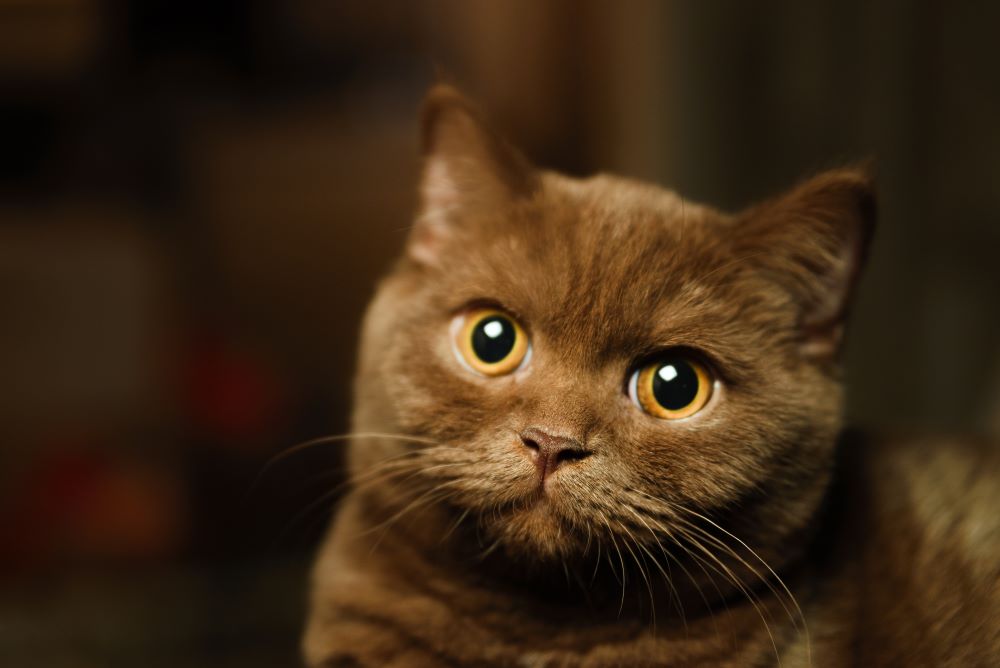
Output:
[[735, 165, 877, 358], [409, 85, 537, 266]]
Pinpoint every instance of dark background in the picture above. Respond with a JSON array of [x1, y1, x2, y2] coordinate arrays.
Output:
[[1, 1, 998, 665]]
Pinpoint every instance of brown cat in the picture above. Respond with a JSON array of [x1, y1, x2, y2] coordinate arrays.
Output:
[[303, 86, 1000, 667]]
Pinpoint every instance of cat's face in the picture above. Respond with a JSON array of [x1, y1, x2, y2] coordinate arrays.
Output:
[[351, 87, 874, 564]]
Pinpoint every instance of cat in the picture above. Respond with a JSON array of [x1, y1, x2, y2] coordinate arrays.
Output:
[[303, 85, 1000, 667]]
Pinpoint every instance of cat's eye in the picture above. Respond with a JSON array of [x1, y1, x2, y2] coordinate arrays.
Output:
[[453, 308, 529, 376], [629, 354, 712, 420]]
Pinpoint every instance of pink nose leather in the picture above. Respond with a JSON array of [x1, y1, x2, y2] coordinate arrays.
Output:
[[520, 427, 592, 483]]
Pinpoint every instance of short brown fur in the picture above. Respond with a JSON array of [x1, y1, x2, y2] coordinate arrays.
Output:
[[304, 87, 1000, 667]]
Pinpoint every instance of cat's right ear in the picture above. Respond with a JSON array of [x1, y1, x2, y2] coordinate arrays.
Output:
[[408, 85, 538, 266]]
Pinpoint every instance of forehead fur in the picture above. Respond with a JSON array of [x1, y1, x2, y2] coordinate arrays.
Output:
[[410, 170, 787, 378]]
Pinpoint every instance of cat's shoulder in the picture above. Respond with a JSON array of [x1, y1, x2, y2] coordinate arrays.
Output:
[[842, 429, 999, 548], [834, 429, 1000, 666], [857, 429, 1000, 527]]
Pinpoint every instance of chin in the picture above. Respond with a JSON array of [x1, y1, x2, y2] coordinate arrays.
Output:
[[485, 495, 586, 562]]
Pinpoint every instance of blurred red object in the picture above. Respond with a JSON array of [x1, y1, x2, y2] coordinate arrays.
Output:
[[180, 332, 290, 450], [1, 440, 185, 573]]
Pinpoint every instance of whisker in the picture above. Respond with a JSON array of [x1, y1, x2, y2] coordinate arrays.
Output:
[[628, 506, 729, 642], [590, 529, 603, 586], [629, 489, 805, 632], [624, 490, 796, 666], [362, 480, 466, 552], [620, 504, 690, 633], [598, 514, 629, 616], [441, 506, 472, 543], [616, 519, 658, 629], [275, 456, 432, 543], [675, 504, 809, 641], [669, 508, 805, 642], [674, 523, 782, 666], [249, 431, 449, 497], [668, 526, 732, 641]]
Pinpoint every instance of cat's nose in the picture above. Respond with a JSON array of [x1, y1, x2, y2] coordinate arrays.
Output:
[[520, 427, 592, 483]]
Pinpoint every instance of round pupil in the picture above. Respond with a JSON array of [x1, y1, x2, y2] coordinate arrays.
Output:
[[471, 316, 516, 364], [651, 359, 700, 410]]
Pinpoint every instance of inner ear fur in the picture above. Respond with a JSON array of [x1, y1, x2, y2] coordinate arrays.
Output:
[[733, 166, 877, 358]]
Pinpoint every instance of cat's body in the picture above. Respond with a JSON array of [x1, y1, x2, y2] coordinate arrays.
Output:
[[303, 87, 1000, 667]]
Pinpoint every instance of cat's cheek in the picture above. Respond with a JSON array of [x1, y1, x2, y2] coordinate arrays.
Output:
[[376, 328, 469, 433]]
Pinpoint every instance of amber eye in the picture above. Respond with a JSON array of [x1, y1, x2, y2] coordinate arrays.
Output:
[[454, 308, 529, 376], [630, 354, 712, 420]]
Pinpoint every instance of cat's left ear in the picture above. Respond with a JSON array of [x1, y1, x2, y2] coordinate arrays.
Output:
[[735, 166, 877, 359], [409, 85, 538, 265]]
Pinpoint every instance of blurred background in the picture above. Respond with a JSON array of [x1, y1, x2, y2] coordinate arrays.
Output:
[[1, 1, 997, 665]]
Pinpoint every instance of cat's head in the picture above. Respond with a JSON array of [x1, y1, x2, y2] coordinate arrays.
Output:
[[350, 86, 875, 565]]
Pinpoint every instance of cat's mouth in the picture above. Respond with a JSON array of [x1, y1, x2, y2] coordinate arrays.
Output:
[[510, 466, 585, 516], [485, 491, 595, 561]]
